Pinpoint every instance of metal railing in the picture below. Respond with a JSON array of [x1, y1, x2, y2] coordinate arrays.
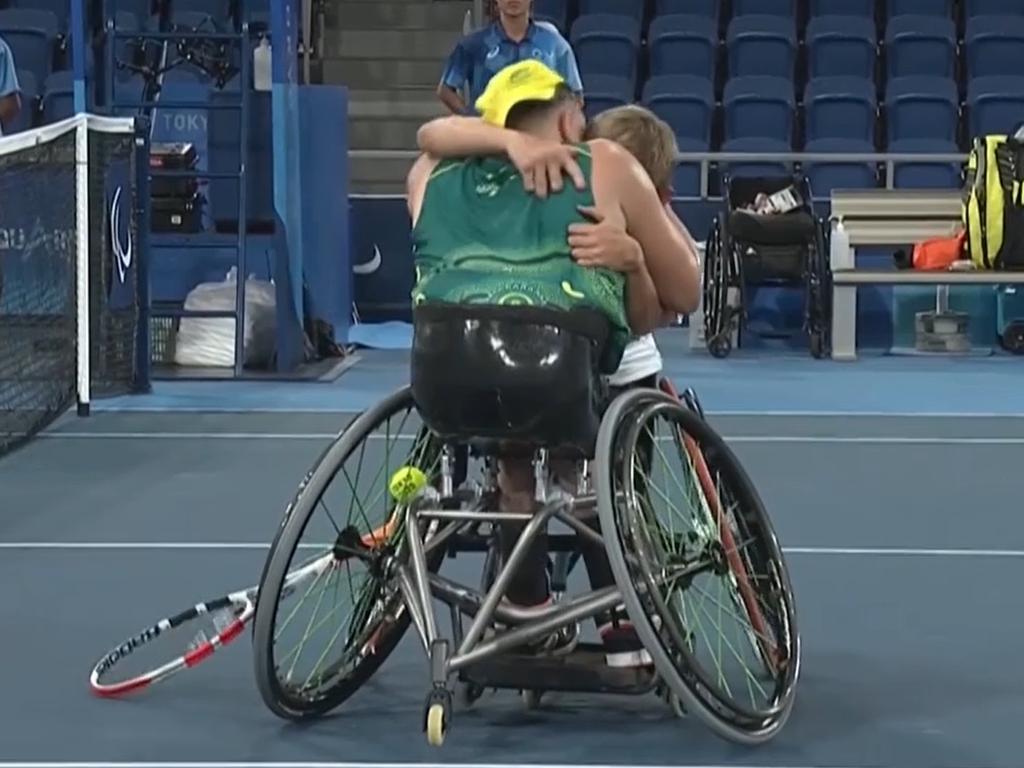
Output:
[[349, 148, 968, 198]]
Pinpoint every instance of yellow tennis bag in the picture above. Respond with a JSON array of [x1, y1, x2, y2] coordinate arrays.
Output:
[[962, 134, 1024, 270]]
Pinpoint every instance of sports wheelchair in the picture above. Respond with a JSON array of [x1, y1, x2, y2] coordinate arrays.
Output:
[[702, 173, 832, 359], [251, 304, 800, 747]]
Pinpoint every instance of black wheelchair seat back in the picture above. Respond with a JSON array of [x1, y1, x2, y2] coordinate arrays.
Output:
[[410, 303, 610, 457]]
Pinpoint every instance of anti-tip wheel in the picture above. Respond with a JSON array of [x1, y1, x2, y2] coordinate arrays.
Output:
[[522, 689, 544, 710], [425, 703, 447, 746]]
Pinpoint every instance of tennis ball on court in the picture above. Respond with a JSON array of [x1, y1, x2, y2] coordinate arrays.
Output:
[[389, 465, 428, 504]]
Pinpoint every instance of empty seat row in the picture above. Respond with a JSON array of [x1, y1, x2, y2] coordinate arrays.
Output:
[[5, 67, 75, 133], [572, 12, 1024, 84]]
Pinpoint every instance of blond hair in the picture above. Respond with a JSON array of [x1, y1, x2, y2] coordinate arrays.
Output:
[[586, 104, 678, 195]]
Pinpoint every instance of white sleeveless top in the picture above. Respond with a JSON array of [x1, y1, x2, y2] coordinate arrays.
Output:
[[607, 333, 662, 386]]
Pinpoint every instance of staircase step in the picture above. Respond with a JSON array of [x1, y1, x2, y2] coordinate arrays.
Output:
[[350, 153, 417, 183], [331, 1, 471, 31], [325, 28, 460, 59], [350, 117, 427, 150], [349, 93, 444, 120], [324, 57, 447, 89]]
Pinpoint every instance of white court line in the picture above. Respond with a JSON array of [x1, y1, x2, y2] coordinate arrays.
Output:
[[35, 431, 1024, 444], [1, 542, 1022, 557]]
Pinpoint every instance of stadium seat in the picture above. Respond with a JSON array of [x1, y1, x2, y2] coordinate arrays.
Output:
[[0, 9, 59, 83], [648, 14, 718, 80], [965, 0, 1024, 18], [40, 69, 73, 125], [723, 75, 795, 143], [804, 76, 877, 143], [726, 15, 797, 79], [533, 0, 568, 30], [889, 138, 963, 189], [673, 136, 707, 197], [885, 15, 957, 78], [172, 0, 230, 18], [967, 75, 1024, 136], [7, 68, 37, 133], [8, 0, 68, 34], [731, 0, 795, 17], [887, 0, 953, 16], [169, 9, 224, 31], [570, 14, 641, 86], [721, 136, 793, 178], [581, 74, 634, 119], [642, 75, 715, 144], [803, 138, 879, 199], [655, 0, 718, 20], [110, 73, 147, 115], [965, 16, 1024, 80], [809, 0, 873, 16], [109, 0, 152, 18], [806, 15, 877, 80], [578, 0, 645, 22], [885, 76, 960, 143]]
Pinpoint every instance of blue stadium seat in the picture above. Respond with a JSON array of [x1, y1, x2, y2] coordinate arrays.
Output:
[[581, 74, 634, 119], [965, 16, 1024, 80], [169, 9, 224, 31], [806, 15, 876, 79], [673, 136, 707, 197], [723, 75, 795, 142], [885, 15, 957, 78], [887, 0, 953, 16], [6, 68, 37, 134], [804, 76, 877, 143], [967, 75, 1024, 135], [642, 75, 715, 144], [809, 0, 873, 16], [803, 138, 878, 199], [570, 14, 641, 85], [40, 69, 73, 125], [173, 0, 230, 17], [965, 0, 1024, 17], [885, 76, 959, 143], [9, 0, 68, 34], [162, 63, 212, 84], [0, 9, 58, 82], [726, 15, 797, 79], [655, 0, 718, 20], [648, 14, 718, 80], [109, 0, 152, 23], [533, 0, 568, 30], [889, 138, 963, 189], [578, 0, 644, 21], [721, 137, 793, 177], [731, 0, 795, 17], [110, 74, 147, 115]]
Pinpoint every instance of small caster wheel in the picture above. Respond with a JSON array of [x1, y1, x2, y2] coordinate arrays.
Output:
[[423, 688, 452, 747], [708, 334, 732, 359], [522, 689, 543, 710], [668, 690, 688, 719]]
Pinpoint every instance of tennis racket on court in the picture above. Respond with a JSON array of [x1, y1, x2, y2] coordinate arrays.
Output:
[[89, 519, 399, 697]]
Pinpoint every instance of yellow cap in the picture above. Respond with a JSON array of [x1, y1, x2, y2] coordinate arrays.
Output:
[[475, 59, 568, 127]]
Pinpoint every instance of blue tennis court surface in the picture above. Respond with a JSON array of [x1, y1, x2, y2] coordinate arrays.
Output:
[[1, 339, 1023, 768]]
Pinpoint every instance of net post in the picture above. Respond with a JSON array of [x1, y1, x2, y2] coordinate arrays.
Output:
[[75, 115, 91, 417], [133, 115, 152, 393]]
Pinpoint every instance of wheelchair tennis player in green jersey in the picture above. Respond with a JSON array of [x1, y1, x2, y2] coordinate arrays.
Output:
[[405, 59, 701, 668]]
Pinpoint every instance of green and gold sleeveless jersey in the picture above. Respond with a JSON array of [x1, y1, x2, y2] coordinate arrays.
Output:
[[410, 146, 629, 373]]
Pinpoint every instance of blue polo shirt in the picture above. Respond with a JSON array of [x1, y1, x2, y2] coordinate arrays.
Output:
[[440, 20, 583, 110]]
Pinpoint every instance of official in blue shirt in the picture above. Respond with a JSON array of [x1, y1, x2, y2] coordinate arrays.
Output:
[[0, 36, 22, 135], [437, 0, 582, 116]]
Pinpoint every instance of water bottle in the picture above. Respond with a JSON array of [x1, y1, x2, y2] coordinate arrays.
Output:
[[253, 36, 272, 91]]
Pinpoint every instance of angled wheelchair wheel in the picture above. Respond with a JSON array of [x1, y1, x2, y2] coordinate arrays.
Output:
[[703, 214, 736, 358], [252, 386, 446, 720], [595, 388, 799, 745]]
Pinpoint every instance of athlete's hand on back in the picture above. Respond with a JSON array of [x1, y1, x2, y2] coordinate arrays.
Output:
[[567, 206, 642, 274], [506, 133, 585, 199]]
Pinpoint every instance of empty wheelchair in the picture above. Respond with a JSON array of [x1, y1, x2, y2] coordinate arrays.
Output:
[[250, 303, 800, 747], [703, 173, 832, 358]]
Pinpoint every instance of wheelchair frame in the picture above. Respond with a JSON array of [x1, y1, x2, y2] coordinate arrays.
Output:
[[252, 383, 800, 749]]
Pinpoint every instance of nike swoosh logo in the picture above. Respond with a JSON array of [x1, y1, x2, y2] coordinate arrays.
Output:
[[354, 244, 382, 275]]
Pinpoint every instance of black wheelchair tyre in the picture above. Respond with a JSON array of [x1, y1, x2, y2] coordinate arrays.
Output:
[[252, 386, 444, 720], [595, 388, 800, 745]]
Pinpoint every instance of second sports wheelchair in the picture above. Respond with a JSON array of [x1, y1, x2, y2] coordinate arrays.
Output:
[[703, 173, 832, 359], [250, 304, 800, 747]]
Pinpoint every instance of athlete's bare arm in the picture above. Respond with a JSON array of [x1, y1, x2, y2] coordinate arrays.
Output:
[[588, 139, 700, 314], [406, 153, 440, 226]]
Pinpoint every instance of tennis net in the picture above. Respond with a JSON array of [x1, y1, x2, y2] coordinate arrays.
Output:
[[0, 114, 148, 458]]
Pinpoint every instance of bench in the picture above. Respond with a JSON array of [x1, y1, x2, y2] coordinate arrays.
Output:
[[828, 189, 1024, 360]]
